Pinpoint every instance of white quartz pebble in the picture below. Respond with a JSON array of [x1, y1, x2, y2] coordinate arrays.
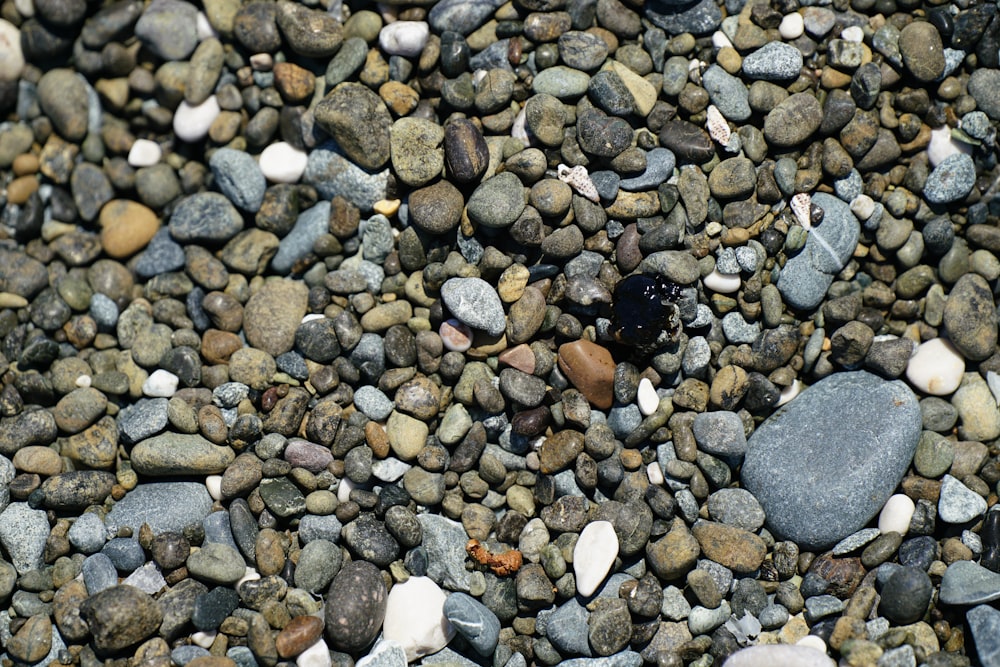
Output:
[[840, 25, 864, 42], [296, 639, 333, 667], [0, 20, 25, 82], [206, 475, 223, 501], [75, 374, 92, 388], [795, 636, 830, 655], [574, 520, 619, 597], [711, 30, 733, 48], [260, 142, 309, 183], [191, 631, 217, 648], [142, 369, 179, 397], [382, 576, 455, 662], [337, 476, 356, 504], [128, 139, 163, 167], [703, 269, 742, 294], [173, 95, 220, 143], [379, 21, 430, 58], [850, 194, 876, 221], [637, 377, 660, 416], [196, 11, 216, 39], [237, 567, 260, 587], [906, 337, 965, 396], [724, 643, 834, 667], [927, 125, 973, 167], [775, 378, 802, 406], [778, 12, 804, 40], [646, 461, 664, 486], [878, 493, 915, 535]]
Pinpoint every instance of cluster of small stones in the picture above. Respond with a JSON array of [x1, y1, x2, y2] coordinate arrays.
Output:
[[3, 0, 1000, 665]]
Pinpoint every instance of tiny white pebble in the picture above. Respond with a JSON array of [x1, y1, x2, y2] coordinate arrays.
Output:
[[337, 476, 356, 504], [779, 12, 804, 40], [206, 475, 223, 501], [927, 125, 973, 168], [296, 639, 333, 667], [142, 369, 179, 398], [711, 30, 733, 48], [191, 630, 217, 648], [878, 494, 915, 535], [127, 139, 162, 168], [237, 567, 260, 587], [260, 142, 309, 183], [196, 12, 216, 40], [840, 25, 864, 42], [173, 95, 220, 143], [776, 379, 803, 406], [796, 635, 828, 654], [637, 377, 660, 416], [75, 374, 92, 388], [646, 461, 664, 486], [702, 269, 742, 294]]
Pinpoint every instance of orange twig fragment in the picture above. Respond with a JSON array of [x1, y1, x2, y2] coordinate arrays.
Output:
[[466, 539, 523, 576]]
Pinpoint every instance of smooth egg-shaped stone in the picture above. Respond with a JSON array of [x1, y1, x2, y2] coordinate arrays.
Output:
[[574, 520, 619, 597], [906, 337, 965, 396], [741, 371, 921, 551]]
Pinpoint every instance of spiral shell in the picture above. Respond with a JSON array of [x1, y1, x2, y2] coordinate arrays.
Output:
[[790, 192, 813, 229], [557, 163, 600, 203], [706, 105, 732, 147]]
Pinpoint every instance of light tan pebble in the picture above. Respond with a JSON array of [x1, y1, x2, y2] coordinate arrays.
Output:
[[878, 494, 914, 535], [206, 475, 223, 500], [6, 174, 38, 204], [373, 199, 400, 216], [12, 153, 39, 175], [905, 338, 964, 396], [647, 461, 664, 485], [439, 318, 473, 352], [0, 293, 28, 308], [99, 199, 160, 259], [779, 12, 804, 40], [75, 375, 92, 388], [497, 264, 530, 303], [13, 446, 63, 476]]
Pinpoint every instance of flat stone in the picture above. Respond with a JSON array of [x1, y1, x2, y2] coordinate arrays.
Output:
[[940, 560, 1000, 605]]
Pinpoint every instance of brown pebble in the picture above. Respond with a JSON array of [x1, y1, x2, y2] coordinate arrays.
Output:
[[498, 344, 535, 374], [98, 200, 160, 259], [12, 446, 63, 476], [12, 153, 40, 176], [255, 528, 286, 576], [365, 421, 390, 458], [557, 340, 615, 409], [7, 175, 39, 205], [275, 615, 324, 658], [273, 62, 315, 104], [690, 521, 767, 574], [187, 657, 237, 667], [7, 614, 52, 663]]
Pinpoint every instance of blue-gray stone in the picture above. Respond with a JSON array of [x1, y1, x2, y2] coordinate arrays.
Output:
[[721, 312, 761, 344], [532, 66, 592, 99], [443, 592, 502, 656], [101, 537, 145, 572], [89, 293, 119, 329], [0, 503, 48, 574], [275, 352, 309, 380], [169, 192, 244, 243], [469, 39, 513, 72], [353, 386, 394, 421], [939, 474, 987, 524], [590, 170, 620, 201], [940, 560, 1000, 605], [358, 642, 407, 667], [68, 512, 107, 554], [350, 332, 386, 384], [294, 539, 342, 594], [968, 605, 1000, 665], [741, 371, 921, 550], [134, 0, 199, 60], [692, 411, 747, 457], [804, 595, 845, 622], [428, 0, 504, 35], [560, 652, 643, 667], [441, 277, 506, 336], [82, 553, 118, 594], [417, 514, 471, 592], [741, 42, 804, 81], [203, 510, 239, 551], [923, 153, 975, 205], [271, 201, 330, 275], [646, 0, 721, 36], [545, 599, 591, 656], [831, 528, 880, 556], [117, 398, 169, 446], [701, 65, 750, 121], [209, 148, 266, 212], [303, 144, 388, 212], [171, 646, 211, 666], [776, 192, 860, 310], [105, 482, 214, 535], [298, 513, 343, 544], [608, 403, 642, 440], [833, 169, 863, 202], [619, 148, 675, 191], [228, 647, 258, 667], [362, 214, 394, 263], [135, 228, 186, 278]]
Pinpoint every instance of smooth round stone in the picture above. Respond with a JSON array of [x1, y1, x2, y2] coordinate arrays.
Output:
[[80, 585, 163, 652], [741, 371, 921, 550], [186, 542, 245, 584], [127, 139, 162, 167], [906, 338, 964, 396], [134, 0, 199, 60], [382, 576, 454, 662], [209, 148, 266, 212], [879, 567, 932, 624], [0, 20, 24, 82], [532, 66, 591, 98], [574, 520, 619, 597], [466, 172, 525, 229], [174, 96, 221, 143], [898, 20, 945, 82], [440, 277, 506, 336], [779, 12, 804, 39], [924, 153, 976, 204], [943, 273, 997, 361], [723, 645, 835, 667], [68, 512, 106, 554], [258, 142, 308, 183], [878, 494, 915, 535], [703, 269, 742, 293], [636, 378, 659, 416], [741, 42, 803, 80], [941, 560, 1000, 605], [379, 21, 428, 57]]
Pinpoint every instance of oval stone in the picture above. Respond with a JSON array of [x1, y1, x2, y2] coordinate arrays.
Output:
[[324, 560, 387, 653]]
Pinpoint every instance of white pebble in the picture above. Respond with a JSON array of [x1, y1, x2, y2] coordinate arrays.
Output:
[[12, 0, 33, 18], [75, 374, 92, 388], [381, 576, 455, 662], [574, 520, 619, 597], [711, 30, 733, 48], [237, 567, 260, 587], [296, 639, 333, 667], [778, 12, 804, 40], [525, 451, 540, 471], [637, 377, 660, 416], [128, 139, 162, 167], [775, 379, 802, 406], [378, 21, 430, 58], [840, 25, 864, 42], [850, 194, 875, 221], [250, 52, 273, 71], [206, 475, 223, 501], [646, 461, 664, 486], [796, 635, 829, 654], [260, 142, 308, 183], [439, 318, 474, 352], [725, 644, 834, 667], [196, 11, 216, 40], [142, 369, 179, 398], [0, 19, 26, 82], [703, 269, 742, 294], [301, 313, 325, 323], [878, 494, 915, 535], [173, 95, 220, 143], [927, 125, 973, 168], [191, 631, 217, 648], [337, 477, 356, 504], [906, 337, 965, 396]]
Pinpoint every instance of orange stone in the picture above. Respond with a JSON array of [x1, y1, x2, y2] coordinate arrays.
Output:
[[498, 343, 535, 375], [275, 615, 324, 659], [99, 199, 159, 259], [557, 339, 615, 409]]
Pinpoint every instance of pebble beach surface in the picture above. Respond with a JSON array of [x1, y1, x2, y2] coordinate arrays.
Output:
[[3, 0, 1000, 665]]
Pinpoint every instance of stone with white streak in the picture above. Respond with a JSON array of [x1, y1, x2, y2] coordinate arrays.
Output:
[[574, 520, 619, 597], [381, 576, 454, 661]]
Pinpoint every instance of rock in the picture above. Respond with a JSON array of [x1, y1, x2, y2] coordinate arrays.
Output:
[[244, 278, 308, 356], [924, 153, 976, 204], [170, 192, 243, 243], [0, 503, 48, 573], [443, 592, 501, 656], [691, 521, 767, 574], [898, 21, 945, 82], [99, 200, 159, 259], [173, 96, 221, 143], [37, 69, 89, 142], [105, 482, 214, 534], [938, 474, 987, 523], [574, 521, 619, 597], [940, 560, 1000, 605], [209, 148, 267, 212], [763, 92, 822, 148], [325, 561, 387, 653], [466, 172, 526, 229], [557, 340, 616, 409], [80, 585, 163, 653], [0, 20, 25, 82], [741, 42, 803, 80], [879, 567, 932, 624], [905, 338, 965, 395], [382, 576, 455, 662], [741, 371, 921, 550], [722, 645, 835, 666], [968, 69, 1000, 120], [314, 83, 392, 171], [440, 277, 506, 336], [943, 273, 997, 361], [131, 433, 235, 476], [134, 0, 199, 60], [968, 605, 1000, 665]]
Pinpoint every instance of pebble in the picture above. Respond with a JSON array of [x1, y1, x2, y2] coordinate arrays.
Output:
[[174, 96, 221, 143], [443, 593, 501, 657], [0, 20, 24, 82], [382, 576, 454, 662], [379, 21, 429, 58], [209, 148, 267, 212], [128, 139, 163, 167], [324, 560, 387, 653], [723, 645, 835, 666], [938, 474, 987, 524], [440, 277, 506, 337], [0, 503, 49, 573], [741, 42, 803, 81], [906, 338, 965, 395], [924, 153, 976, 204], [742, 371, 921, 550], [878, 494, 915, 535], [574, 521, 619, 597], [80, 585, 164, 652]]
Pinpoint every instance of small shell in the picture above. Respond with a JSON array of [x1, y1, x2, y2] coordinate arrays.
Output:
[[557, 163, 600, 203], [790, 192, 813, 229], [705, 105, 732, 147]]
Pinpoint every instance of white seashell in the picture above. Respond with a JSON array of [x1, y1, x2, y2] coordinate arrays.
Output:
[[705, 105, 732, 147], [557, 163, 600, 203], [790, 192, 813, 229]]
